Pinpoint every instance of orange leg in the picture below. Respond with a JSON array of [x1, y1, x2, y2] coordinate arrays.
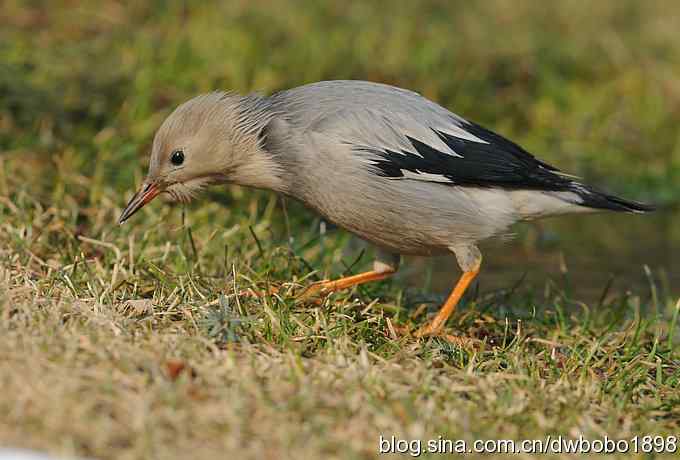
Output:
[[299, 269, 394, 299], [415, 268, 479, 337]]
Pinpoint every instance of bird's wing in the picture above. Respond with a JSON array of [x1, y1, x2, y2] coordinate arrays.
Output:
[[274, 81, 651, 213], [304, 103, 573, 191]]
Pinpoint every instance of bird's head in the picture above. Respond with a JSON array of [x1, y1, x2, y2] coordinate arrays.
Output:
[[119, 92, 284, 224]]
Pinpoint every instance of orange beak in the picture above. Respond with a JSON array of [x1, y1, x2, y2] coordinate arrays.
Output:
[[118, 182, 161, 224]]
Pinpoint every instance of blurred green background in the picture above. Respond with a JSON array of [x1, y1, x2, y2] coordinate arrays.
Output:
[[2, 0, 679, 192], [1, 0, 679, 297]]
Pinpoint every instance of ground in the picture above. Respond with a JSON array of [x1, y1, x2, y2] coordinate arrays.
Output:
[[1, 1, 679, 459]]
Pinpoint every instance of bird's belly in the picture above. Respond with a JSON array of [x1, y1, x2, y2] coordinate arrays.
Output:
[[298, 180, 519, 256]]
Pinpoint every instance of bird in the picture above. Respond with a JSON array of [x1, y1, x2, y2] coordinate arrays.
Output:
[[118, 80, 653, 340]]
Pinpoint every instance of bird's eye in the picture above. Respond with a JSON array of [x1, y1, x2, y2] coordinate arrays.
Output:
[[170, 149, 185, 166]]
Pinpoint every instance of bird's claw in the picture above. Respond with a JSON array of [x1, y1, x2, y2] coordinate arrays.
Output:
[[414, 320, 442, 337], [237, 285, 280, 298], [296, 280, 334, 302]]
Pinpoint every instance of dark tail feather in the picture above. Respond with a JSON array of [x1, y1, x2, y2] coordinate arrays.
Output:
[[570, 183, 656, 214]]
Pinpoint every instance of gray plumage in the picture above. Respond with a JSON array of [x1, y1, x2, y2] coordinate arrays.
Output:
[[120, 80, 652, 311]]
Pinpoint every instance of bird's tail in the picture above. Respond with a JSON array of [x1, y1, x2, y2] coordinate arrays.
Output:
[[566, 182, 655, 213]]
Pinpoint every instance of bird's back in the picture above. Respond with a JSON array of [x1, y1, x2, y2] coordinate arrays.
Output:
[[270, 80, 464, 130]]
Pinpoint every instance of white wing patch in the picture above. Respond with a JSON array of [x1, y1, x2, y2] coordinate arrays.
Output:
[[399, 169, 451, 183], [438, 122, 489, 144]]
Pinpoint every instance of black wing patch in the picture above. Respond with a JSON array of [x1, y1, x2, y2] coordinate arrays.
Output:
[[363, 121, 573, 191]]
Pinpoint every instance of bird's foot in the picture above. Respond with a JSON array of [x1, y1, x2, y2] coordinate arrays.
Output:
[[414, 322, 441, 338], [237, 285, 280, 298], [386, 320, 476, 347], [296, 280, 334, 301]]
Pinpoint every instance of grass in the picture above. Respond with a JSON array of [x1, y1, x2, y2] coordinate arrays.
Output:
[[1, 1, 680, 459]]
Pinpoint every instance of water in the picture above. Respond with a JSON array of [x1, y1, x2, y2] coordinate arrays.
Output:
[[402, 209, 680, 304]]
